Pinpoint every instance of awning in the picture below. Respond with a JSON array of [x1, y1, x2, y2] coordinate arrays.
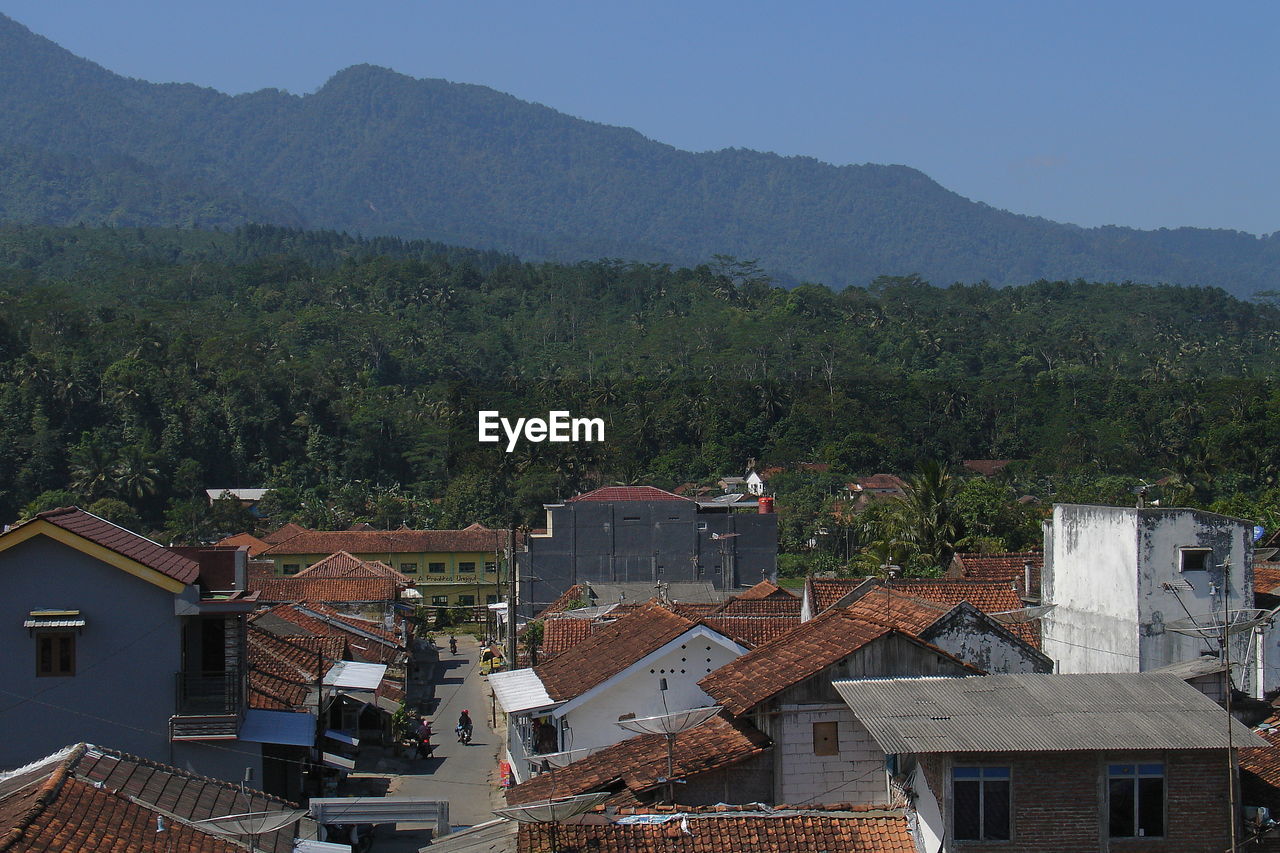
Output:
[[321, 752, 356, 771], [488, 668, 559, 714], [239, 709, 317, 747], [324, 729, 359, 746], [341, 691, 398, 714], [25, 609, 84, 629], [323, 660, 387, 690]]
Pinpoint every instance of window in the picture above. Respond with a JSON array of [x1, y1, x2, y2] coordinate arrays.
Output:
[[431, 595, 449, 607], [1109, 763, 1164, 838], [486, 594, 499, 604], [457, 594, 475, 607], [622, 515, 640, 522], [428, 562, 446, 574], [1180, 549, 1211, 573], [36, 632, 75, 677], [282, 563, 300, 575], [400, 562, 418, 574], [953, 766, 1010, 841], [697, 521, 708, 531], [484, 561, 497, 574], [458, 561, 476, 574], [813, 721, 839, 756]]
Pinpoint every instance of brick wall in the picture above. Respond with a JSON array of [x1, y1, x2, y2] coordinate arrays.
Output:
[[917, 749, 1233, 852]]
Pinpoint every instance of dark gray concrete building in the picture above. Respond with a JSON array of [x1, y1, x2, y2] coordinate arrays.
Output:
[[519, 486, 777, 615]]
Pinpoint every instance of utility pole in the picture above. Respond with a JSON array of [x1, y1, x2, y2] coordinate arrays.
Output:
[[507, 526, 518, 668]]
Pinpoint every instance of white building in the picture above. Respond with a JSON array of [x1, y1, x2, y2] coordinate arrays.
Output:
[[1040, 504, 1258, 691]]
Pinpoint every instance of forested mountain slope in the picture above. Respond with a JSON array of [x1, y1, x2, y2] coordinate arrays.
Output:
[[1, 14, 1278, 295]]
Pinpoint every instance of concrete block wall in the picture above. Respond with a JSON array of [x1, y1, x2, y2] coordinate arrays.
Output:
[[777, 706, 885, 806]]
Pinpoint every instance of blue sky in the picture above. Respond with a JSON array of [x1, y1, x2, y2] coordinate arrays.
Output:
[[3, 1, 1276, 234]]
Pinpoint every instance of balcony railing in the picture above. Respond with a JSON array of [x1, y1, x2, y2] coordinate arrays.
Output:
[[175, 669, 241, 716]]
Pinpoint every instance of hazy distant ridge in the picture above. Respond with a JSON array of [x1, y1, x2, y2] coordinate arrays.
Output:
[[0, 13, 1277, 294]]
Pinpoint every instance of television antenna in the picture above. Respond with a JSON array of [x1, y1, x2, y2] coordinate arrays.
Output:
[[1164, 561, 1276, 853]]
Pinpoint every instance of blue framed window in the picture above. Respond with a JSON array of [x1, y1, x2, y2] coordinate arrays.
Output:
[[1108, 763, 1165, 838], [953, 766, 1011, 841]]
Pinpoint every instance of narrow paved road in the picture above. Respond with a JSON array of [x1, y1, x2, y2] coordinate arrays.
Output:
[[391, 634, 505, 836]]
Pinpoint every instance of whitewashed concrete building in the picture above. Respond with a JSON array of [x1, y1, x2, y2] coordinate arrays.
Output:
[[1041, 504, 1259, 692]]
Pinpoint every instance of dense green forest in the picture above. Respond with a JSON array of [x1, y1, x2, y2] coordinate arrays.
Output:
[[2, 13, 1280, 296], [3, 224, 1280, 563]]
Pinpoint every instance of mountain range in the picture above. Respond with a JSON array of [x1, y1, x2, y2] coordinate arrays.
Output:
[[1, 12, 1277, 295]]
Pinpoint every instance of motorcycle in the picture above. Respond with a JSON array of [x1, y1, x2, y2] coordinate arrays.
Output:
[[456, 724, 472, 744], [449, 636, 458, 655]]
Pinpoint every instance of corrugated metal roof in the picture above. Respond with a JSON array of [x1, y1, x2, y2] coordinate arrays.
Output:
[[239, 709, 317, 746], [833, 673, 1269, 754], [488, 668, 559, 714], [322, 660, 386, 690]]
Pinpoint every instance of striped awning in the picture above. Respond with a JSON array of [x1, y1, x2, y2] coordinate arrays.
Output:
[[25, 610, 84, 629]]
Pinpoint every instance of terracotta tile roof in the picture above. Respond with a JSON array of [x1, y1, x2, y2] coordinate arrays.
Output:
[[0, 743, 308, 853], [25, 507, 199, 584], [711, 598, 802, 618], [249, 576, 407, 603], [212, 532, 272, 557], [885, 579, 1038, 645], [534, 602, 701, 702], [261, 522, 309, 544], [565, 486, 691, 503], [295, 551, 412, 582], [505, 714, 770, 806], [949, 551, 1042, 596], [843, 588, 951, 635], [516, 807, 915, 852], [672, 603, 722, 619], [807, 578, 865, 614], [541, 618, 595, 658], [250, 603, 403, 666], [736, 580, 795, 601], [537, 584, 592, 618], [1242, 716, 1280, 812], [260, 526, 508, 556], [856, 474, 906, 491], [700, 609, 894, 715], [247, 628, 345, 710], [962, 459, 1014, 476], [702, 616, 800, 648], [1255, 562, 1280, 596]]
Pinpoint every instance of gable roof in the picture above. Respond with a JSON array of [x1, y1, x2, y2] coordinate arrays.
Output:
[[699, 608, 978, 716], [0, 743, 312, 853], [735, 580, 796, 601], [566, 486, 691, 503], [259, 527, 507, 556], [247, 628, 346, 711], [212, 532, 272, 558], [249, 603, 402, 666], [534, 602, 703, 702], [248, 575, 408, 604], [504, 714, 770, 806], [949, 551, 1042, 594], [0, 507, 199, 588], [294, 551, 411, 582], [516, 806, 915, 853], [835, 673, 1269, 754], [260, 522, 309, 544], [1241, 716, 1280, 813], [884, 578, 1038, 645], [805, 578, 866, 615], [843, 588, 952, 635]]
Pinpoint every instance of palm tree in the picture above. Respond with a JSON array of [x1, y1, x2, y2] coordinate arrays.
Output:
[[112, 445, 159, 501], [896, 461, 963, 575]]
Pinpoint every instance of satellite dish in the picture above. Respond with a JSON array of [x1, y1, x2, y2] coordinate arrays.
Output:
[[492, 791, 611, 823], [616, 706, 721, 736], [1165, 608, 1273, 640], [192, 809, 308, 835]]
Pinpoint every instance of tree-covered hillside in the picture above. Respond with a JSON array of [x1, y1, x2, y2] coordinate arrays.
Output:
[[3, 224, 1280, 544], [1, 14, 1278, 295]]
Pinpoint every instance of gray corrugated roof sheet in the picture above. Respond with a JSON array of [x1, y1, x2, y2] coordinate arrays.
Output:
[[833, 673, 1268, 754]]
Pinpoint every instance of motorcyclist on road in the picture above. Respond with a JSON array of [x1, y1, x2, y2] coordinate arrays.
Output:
[[456, 709, 473, 743], [449, 635, 458, 655]]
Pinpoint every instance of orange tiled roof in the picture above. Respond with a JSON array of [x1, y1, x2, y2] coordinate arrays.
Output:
[[295, 551, 412, 582], [213, 532, 272, 557], [516, 807, 915, 852], [540, 618, 595, 658], [843, 588, 951, 635], [249, 576, 407, 604], [0, 744, 304, 853], [703, 616, 800, 648], [735, 579, 795, 601], [20, 507, 199, 584], [1242, 716, 1280, 812], [247, 628, 345, 710], [712, 597, 802, 618], [566, 486, 691, 502], [1255, 562, 1280, 596], [260, 526, 509, 556], [885, 579, 1038, 645], [807, 578, 865, 614], [261, 522, 309, 544], [537, 584, 592, 618], [250, 603, 403, 665], [534, 602, 701, 702], [505, 714, 770, 805], [949, 551, 1042, 595]]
